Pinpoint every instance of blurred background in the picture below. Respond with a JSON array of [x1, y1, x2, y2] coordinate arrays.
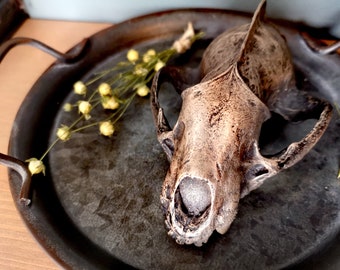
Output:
[[21, 0, 340, 37]]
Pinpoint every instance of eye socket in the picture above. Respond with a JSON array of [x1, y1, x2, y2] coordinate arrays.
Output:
[[245, 164, 269, 181], [161, 121, 185, 160], [163, 138, 174, 153], [161, 137, 175, 160]]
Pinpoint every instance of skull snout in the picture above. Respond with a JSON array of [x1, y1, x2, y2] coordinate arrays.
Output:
[[178, 176, 212, 217], [166, 176, 215, 246]]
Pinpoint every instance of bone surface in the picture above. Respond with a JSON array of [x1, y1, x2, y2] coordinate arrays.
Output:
[[151, 0, 333, 246]]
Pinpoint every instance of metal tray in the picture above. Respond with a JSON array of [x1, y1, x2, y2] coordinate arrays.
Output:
[[4, 9, 340, 270]]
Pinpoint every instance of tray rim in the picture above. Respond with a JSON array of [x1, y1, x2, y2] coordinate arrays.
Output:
[[6, 8, 340, 270]]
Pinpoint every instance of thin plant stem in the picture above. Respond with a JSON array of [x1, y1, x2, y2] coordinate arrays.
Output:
[[39, 138, 59, 160]]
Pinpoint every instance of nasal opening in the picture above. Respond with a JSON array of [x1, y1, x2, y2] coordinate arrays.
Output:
[[178, 177, 211, 217]]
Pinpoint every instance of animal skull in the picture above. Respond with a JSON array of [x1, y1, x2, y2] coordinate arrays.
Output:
[[151, 0, 332, 246]]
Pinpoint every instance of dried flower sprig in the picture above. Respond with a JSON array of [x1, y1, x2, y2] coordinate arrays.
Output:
[[26, 22, 204, 175]]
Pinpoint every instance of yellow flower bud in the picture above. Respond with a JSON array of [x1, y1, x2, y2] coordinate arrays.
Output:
[[99, 121, 115, 137], [26, 158, 45, 175], [102, 96, 120, 110], [78, 101, 92, 119], [146, 49, 156, 56], [136, 84, 150, 97], [73, 81, 87, 95], [57, 125, 71, 141], [143, 49, 156, 63], [134, 64, 148, 76], [127, 49, 139, 63], [63, 103, 73, 112], [154, 60, 165, 71], [98, 82, 112, 96]]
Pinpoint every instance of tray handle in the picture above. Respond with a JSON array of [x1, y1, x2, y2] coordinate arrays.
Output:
[[301, 32, 340, 55], [0, 36, 90, 206], [0, 36, 90, 63], [0, 153, 31, 206]]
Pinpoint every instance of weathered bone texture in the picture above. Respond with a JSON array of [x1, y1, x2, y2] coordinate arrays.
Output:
[[151, 0, 333, 246]]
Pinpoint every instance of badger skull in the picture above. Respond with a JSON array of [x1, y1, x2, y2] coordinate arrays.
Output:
[[151, 0, 332, 246]]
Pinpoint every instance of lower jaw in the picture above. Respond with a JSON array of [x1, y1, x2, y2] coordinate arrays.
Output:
[[166, 211, 215, 246], [168, 224, 214, 246]]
